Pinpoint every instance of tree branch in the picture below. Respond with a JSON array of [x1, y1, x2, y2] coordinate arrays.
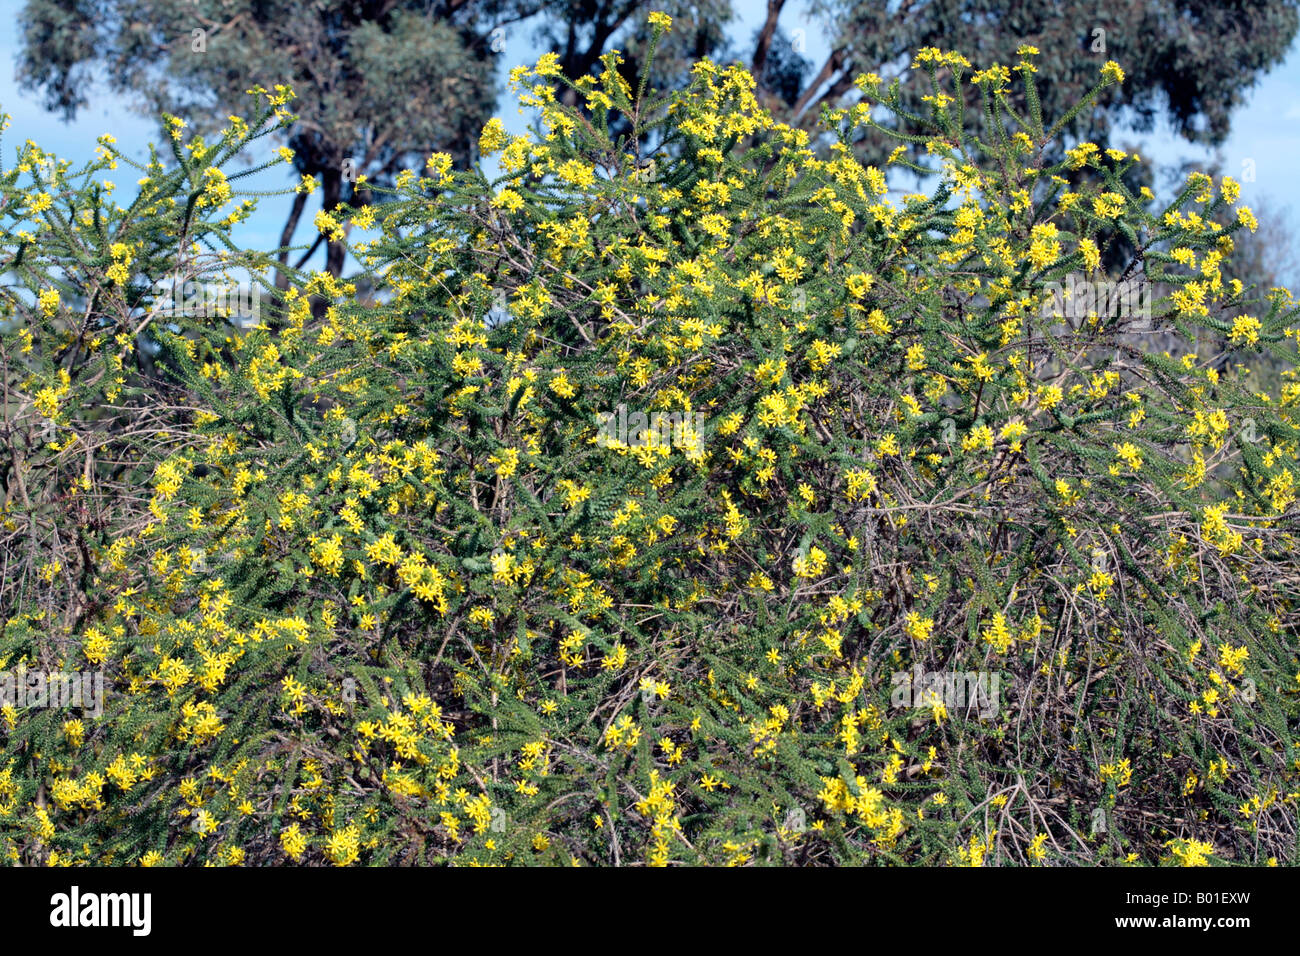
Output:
[[751, 0, 788, 85], [792, 45, 846, 118]]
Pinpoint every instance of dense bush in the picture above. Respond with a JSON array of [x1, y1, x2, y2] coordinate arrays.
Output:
[[3, 17, 1300, 865]]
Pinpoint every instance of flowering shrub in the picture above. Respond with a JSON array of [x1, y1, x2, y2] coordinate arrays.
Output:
[[3, 17, 1300, 866]]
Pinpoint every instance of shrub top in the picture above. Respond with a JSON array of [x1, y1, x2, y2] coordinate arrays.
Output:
[[2, 17, 1298, 866]]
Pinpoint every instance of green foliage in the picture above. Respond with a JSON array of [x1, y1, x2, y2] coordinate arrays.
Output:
[[3, 29, 1300, 867], [18, 0, 1299, 286]]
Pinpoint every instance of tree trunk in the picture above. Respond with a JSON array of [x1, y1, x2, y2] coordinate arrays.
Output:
[[275, 190, 309, 293], [323, 166, 346, 279], [311, 166, 346, 320]]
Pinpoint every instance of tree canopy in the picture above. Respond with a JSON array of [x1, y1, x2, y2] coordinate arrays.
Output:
[[16, 0, 1298, 279]]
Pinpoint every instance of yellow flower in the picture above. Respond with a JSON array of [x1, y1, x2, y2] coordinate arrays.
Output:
[[534, 52, 562, 77], [426, 151, 454, 184], [549, 371, 578, 398], [557, 160, 596, 189], [982, 613, 1013, 653], [793, 545, 827, 579], [846, 273, 874, 298], [479, 118, 509, 156], [1113, 441, 1143, 472], [1229, 315, 1261, 346], [326, 825, 362, 866], [492, 188, 525, 212], [962, 424, 994, 454], [489, 447, 520, 478], [1078, 239, 1100, 272], [280, 823, 308, 860], [903, 612, 934, 642], [37, 288, 60, 316], [1167, 838, 1215, 867], [1092, 192, 1125, 219]]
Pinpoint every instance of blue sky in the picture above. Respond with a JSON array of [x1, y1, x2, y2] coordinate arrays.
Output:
[[1, 0, 1298, 273]]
